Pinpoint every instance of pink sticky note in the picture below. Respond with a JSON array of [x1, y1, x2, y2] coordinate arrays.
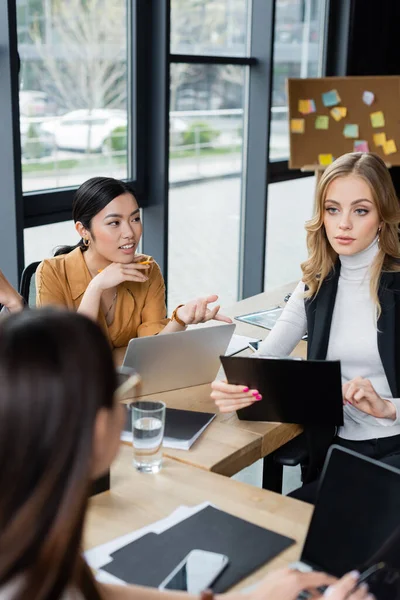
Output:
[[354, 140, 369, 153]]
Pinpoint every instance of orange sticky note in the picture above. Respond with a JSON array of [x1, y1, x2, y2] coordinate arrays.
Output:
[[383, 139, 397, 155], [298, 99, 309, 114], [330, 106, 347, 121], [370, 111, 385, 128], [290, 118, 305, 133], [318, 154, 334, 166], [373, 133, 387, 147]]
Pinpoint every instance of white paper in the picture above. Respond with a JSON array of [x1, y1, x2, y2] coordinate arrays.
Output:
[[224, 334, 261, 356]]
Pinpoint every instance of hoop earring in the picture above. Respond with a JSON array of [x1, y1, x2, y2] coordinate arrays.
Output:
[[83, 238, 90, 247]]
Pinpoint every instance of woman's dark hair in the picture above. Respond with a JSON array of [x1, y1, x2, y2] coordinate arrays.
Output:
[[55, 177, 139, 256], [0, 308, 117, 599]]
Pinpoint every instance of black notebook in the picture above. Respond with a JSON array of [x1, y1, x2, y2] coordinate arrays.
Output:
[[102, 505, 295, 591], [220, 355, 344, 426], [163, 408, 216, 450], [121, 407, 216, 450]]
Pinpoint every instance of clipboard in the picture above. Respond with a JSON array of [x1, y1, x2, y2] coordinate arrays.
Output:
[[220, 355, 343, 426]]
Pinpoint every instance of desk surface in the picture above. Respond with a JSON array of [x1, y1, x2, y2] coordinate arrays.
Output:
[[85, 444, 312, 591], [115, 282, 305, 476]]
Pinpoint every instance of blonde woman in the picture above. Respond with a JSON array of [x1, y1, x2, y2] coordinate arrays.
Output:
[[211, 152, 400, 503]]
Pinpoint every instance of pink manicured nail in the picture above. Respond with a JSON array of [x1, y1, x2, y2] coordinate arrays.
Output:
[[252, 391, 259, 397], [255, 394, 262, 400], [243, 387, 249, 392]]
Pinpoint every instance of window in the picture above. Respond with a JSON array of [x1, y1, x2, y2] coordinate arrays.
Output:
[[170, 0, 250, 57], [168, 61, 247, 309], [17, 0, 130, 193], [264, 176, 316, 290], [270, 0, 327, 160]]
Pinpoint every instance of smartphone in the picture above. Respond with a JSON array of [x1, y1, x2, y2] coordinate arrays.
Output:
[[248, 340, 260, 352], [158, 549, 229, 593]]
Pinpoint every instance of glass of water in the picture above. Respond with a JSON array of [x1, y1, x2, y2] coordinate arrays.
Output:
[[130, 401, 166, 473]]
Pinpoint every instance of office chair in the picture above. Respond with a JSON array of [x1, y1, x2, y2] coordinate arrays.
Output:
[[273, 425, 336, 485], [19, 261, 41, 307]]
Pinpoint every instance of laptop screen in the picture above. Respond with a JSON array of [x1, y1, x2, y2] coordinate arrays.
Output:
[[301, 445, 400, 576]]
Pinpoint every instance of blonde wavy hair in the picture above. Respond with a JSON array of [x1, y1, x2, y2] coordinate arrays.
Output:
[[301, 152, 400, 313]]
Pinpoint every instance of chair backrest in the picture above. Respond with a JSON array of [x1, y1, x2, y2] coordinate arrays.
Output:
[[19, 261, 41, 307]]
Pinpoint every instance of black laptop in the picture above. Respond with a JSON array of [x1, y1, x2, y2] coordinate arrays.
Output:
[[293, 445, 400, 597], [220, 356, 343, 425]]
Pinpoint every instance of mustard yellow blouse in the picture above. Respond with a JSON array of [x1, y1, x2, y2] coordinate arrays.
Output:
[[36, 248, 170, 348]]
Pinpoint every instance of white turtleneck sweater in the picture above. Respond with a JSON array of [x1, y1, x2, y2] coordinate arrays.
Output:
[[257, 238, 400, 441]]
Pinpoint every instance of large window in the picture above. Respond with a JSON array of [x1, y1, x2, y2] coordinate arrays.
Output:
[[17, 0, 130, 193], [171, 0, 249, 57], [270, 0, 326, 160], [168, 0, 250, 309]]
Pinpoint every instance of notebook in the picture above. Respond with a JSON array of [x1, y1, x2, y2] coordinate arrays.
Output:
[[121, 406, 216, 450], [102, 505, 295, 592], [220, 355, 343, 426]]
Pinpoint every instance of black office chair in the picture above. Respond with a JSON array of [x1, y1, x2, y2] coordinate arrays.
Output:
[[272, 425, 336, 486], [19, 261, 41, 307]]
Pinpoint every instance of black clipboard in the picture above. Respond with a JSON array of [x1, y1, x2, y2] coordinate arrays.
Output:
[[220, 355, 343, 426]]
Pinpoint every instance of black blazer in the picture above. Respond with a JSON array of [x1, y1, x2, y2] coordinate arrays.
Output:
[[301, 266, 400, 480], [305, 264, 400, 399]]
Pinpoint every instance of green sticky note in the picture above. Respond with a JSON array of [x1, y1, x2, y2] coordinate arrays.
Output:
[[370, 111, 385, 128], [315, 115, 329, 130], [343, 124, 359, 138]]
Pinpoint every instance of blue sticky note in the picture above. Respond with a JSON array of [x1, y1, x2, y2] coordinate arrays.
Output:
[[343, 124, 359, 139], [322, 89, 341, 107]]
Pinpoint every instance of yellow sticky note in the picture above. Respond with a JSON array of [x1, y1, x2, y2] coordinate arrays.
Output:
[[383, 139, 397, 155], [330, 106, 347, 121], [373, 133, 387, 147], [298, 99, 309, 114], [318, 154, 334, 166], [291, 118, 305, 133], [370, 111, 385, 128]]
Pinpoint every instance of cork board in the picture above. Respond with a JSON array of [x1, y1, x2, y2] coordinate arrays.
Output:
[[288, 76, 400, 169]]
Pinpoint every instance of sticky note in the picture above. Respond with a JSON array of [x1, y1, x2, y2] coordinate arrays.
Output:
[[322, 89, 341, 107], [362, 91, 375, 106], [373, 132, 387, 147], [354, 140, 369, 152], [290, 119, 305, 133], [315, 115, 329, 130], [383, 139, 397, 155], [318, 154, 334, 166], [298, 99, 316, 114], [343, 124, 359, 138], [370, 111, 385, 128], [330, 106, 347, 121]]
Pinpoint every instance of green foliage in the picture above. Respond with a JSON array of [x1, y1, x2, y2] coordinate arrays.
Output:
[[23, 123, 46, 159], [182, 121, 220, 146], [103, 125, 127, 153]]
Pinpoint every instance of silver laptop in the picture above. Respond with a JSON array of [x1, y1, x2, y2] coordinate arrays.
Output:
[[123, 323, 235, 396]]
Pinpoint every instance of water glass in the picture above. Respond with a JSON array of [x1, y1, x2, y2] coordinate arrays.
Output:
[[130, 400, 166, 473]]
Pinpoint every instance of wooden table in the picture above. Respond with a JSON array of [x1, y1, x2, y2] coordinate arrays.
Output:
[[114, 282, 306, 490], [85, 444, 313, 591]]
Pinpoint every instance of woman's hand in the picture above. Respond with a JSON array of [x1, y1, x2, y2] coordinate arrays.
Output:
[[0, 270, 23, 312], [343, 377, 396, 420], [176, 295, 232, 325], [211, 379, 262, 413], [93, 261, 150, 292], [238, 568, 370, 600]]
